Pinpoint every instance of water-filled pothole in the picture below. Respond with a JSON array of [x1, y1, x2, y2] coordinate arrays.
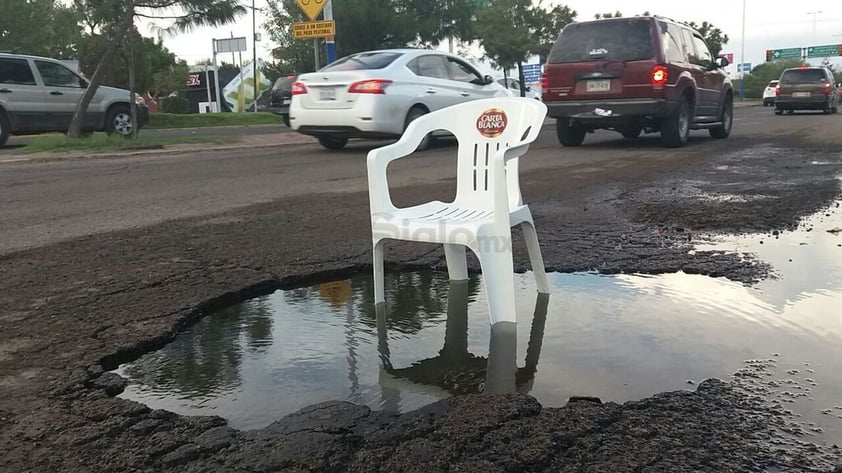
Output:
[[115, 206, 842, 444]]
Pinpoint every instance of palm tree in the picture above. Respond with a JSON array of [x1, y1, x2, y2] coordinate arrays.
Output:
[[67, 0, 247, 137]]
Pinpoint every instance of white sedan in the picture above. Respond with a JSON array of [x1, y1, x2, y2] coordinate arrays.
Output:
[[290, 49, 512, 150]]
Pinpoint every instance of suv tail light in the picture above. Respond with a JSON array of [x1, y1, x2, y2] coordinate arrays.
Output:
[[540, 72, 548, 92], [824, 83, 831, 95], [348, 79, 392, 94], [775, 84, 781, 96], [651, 65, 668, 88], [291, 82, 307, 95]]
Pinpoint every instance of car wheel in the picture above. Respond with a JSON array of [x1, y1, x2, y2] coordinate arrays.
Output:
[[709, 95, 733, 139], [661, 95, 691, 148], [621, 128, 642, 139], [317, 135, 348, 150], [0, 112, 9, 146], [106, 105, 134, 137], [282, 114, 290, 127], [556, 119, 586, 147], [404, 106, 434, 151]]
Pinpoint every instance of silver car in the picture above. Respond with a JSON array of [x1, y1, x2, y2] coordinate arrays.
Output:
[[0, 52, 148, 146], [290, 49, 512, 150]]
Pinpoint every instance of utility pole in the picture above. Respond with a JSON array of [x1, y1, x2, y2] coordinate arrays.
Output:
[[253, 0, 258, 113], [739, 0, 746, 102], [324, 1, 336, 64], [807, 11, 822, 40]]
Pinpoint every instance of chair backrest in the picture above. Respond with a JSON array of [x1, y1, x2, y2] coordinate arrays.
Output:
[[406, 97, 547, 212]]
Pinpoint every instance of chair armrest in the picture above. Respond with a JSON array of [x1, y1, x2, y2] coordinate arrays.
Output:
[[366, 113, 442, 215]]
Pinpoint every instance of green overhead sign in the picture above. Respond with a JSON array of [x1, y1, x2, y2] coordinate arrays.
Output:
[[806, 44, 842, 58], [769, 48, 802, 60]]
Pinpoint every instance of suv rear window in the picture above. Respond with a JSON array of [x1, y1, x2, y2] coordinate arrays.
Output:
[[780, 69, 827, 83], [548, 19, 654, 63], [321, 52, 401, 72]]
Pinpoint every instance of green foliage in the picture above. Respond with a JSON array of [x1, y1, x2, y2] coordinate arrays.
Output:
[[0, 0, 81, 58], [263, 0, 489, 73], [684, 21, 729, 57], [151, 62, 190, 98], [18, 133, 229, 155], [594, 11, 622, 19], [475, 0, 576, 70], [78, 31, 179, 92], [159, 96, 191, 114], [742, 59, 803, 98]]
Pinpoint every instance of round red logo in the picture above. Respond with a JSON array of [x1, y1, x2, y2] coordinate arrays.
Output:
[[476, 108, 508, 138]]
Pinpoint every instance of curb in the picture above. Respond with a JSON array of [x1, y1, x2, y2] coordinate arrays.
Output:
[[0, 135, 318, 165]]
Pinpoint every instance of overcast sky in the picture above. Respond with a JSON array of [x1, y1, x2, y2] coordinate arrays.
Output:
[[141, 0, 842, 70]]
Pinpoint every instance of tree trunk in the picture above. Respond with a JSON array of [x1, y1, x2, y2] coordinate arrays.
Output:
[[128, 28, 138, 139], [517, 61, 526, 98], [67, 6, 135, 138]]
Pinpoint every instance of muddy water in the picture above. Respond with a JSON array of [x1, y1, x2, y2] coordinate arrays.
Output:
[[115, 205, 842, 443]]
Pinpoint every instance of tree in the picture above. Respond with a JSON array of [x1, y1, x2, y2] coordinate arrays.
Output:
[[78, 31, 181, 92], [594, 11, 622, 20], [684, 21, 729, 57], [0, 0, 82, 58], [475, 0, 577, 93], [67, 0, 246, 138], [742, 59, 802, 98]]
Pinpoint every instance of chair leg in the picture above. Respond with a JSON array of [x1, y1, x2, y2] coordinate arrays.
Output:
[[475, 245, 517, 324], [443, 244, 468, 281], [374, 239, 386, 303], [521, 221, 549, 293]]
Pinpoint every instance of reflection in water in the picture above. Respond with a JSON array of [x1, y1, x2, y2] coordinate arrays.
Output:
[[376, 282, 549, 398], [115, 204, 842, 438]]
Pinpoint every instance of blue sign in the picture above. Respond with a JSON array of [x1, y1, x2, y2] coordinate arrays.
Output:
[[737, 63, 752, 73], [521, 64, 542, 84]]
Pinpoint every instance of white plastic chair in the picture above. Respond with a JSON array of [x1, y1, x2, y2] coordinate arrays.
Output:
[[367, 97, 549, 325]]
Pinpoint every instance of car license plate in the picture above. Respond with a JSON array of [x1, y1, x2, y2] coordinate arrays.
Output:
[[319, 88, 336, 101], [282, 99, 290, 105], [586, 79, 611, 92], [792, 92, 811, 98]]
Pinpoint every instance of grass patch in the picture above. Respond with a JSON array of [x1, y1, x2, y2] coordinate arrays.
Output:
[[146, 112, 282, 129], [19, 134, 233, 155]]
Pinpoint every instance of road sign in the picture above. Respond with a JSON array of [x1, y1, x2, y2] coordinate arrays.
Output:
[[521, 64, 542, 83], [769, 47, 802, 61], [295, 0, 327, 21], [806, 44, 842, 58], [293, 20, 336, 40], [214, 37, 247, 54], [737, 63, 752, 73]]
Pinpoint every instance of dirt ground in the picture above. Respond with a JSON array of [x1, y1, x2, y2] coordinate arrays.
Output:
[[2, 113, 842, 472]]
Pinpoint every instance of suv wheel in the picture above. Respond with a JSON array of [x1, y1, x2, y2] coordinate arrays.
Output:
[[0, 112, 9, 146], [317, 135, 348, 150], [661, 96, 691, 147], [709, 95, 733, 139], [106, 105, 134, 137], [556, 120, 586, 147]]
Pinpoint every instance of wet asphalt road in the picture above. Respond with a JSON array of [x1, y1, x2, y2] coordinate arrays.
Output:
[[1, 105, 839, 255]]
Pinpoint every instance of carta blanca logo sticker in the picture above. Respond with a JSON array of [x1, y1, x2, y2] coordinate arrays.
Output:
[[476, 108, 508, 138]]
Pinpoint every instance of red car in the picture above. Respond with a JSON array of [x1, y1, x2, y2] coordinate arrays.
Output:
[[542, 16, 733, 148]]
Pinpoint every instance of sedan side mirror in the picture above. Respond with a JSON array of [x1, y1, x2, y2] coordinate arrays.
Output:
[[714, 56, 729, 69], [484, 75, 494, 85]]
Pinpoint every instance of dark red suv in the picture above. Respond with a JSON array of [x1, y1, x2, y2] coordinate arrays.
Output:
[[542, 16, 733, 148]]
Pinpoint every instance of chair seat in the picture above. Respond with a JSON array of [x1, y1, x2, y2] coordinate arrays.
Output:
[[372, 201, 532, 246]]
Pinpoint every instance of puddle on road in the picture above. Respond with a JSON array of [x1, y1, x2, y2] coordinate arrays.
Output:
[[115, 205, 842, 444]]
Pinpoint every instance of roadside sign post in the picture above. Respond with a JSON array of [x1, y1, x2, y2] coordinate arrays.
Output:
[[294, 0, 334, 71], [806, 44, 842, 58], [214, 37, 248, 113], [768, 47, 804, 61]]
